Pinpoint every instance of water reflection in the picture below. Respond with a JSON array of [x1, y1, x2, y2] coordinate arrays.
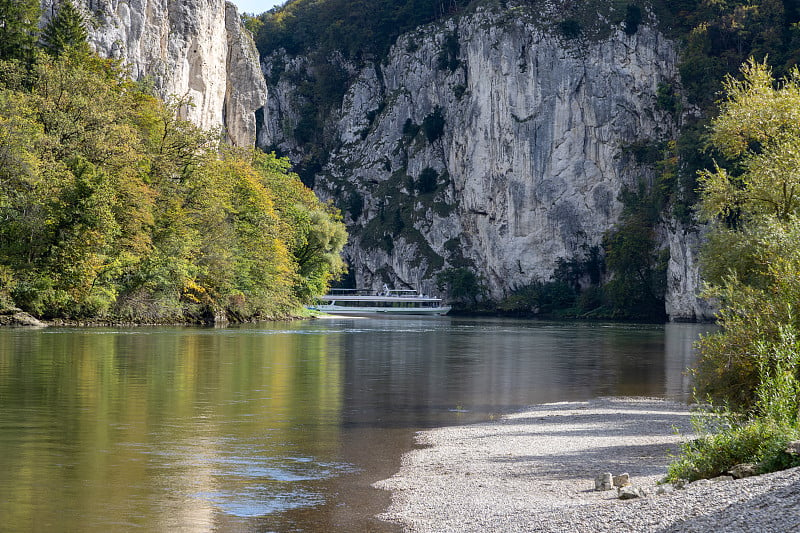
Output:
[[0, 319, 709, 531]]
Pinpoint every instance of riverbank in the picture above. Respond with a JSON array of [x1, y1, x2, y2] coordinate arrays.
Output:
[[0, 305, 314, 328], [374, 397, 800, 532]]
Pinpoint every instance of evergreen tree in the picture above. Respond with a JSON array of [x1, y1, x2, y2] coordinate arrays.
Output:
[[0, 0, 40, 62], [40, 0, 89, 56]]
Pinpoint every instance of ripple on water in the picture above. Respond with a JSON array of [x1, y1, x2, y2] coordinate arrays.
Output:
[[194, 488, 325, 518]]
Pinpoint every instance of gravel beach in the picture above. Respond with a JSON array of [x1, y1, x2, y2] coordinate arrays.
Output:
[[374, 397, 800, 532]]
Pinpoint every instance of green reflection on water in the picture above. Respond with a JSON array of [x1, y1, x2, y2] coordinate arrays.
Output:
[[0, 326, 344, 531], [0, 319, 710, 532]]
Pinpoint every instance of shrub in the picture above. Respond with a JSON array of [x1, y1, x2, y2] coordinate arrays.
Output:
[[624, 4, 642, 35], [416, 167, 439, 194], [656, 82, 679, 114], [435, 267, 486, 306], [559, 19, 581, 39], [402, 118, 420, 138], [666, 412, 800, 482], [422, 106, 445, 143], [498, 280, 576, 316]]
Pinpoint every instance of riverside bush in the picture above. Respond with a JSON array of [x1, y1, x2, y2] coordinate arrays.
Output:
[[670, 60, 800, 481], [667, 414, 800, 482]]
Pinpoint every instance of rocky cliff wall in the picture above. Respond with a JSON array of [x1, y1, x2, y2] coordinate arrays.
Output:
[[40, 0, 266, 147], [261, 4, 709, 319], [665, 221, 716, 321]]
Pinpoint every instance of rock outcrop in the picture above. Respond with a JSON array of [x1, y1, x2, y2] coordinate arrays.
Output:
[[40, 0, 266, 147], [260, 4, 702, 315], [665, 221, 716, 321], [0, 309, 46, 328]]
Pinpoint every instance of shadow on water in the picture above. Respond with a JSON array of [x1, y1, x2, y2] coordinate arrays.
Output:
[[0, 318, 710, 532]]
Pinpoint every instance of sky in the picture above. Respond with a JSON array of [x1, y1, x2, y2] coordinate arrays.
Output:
[[229, 0, 285, 15]]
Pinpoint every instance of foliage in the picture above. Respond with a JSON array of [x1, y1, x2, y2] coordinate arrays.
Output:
[[656, 82, 679, 114], [495, 245, 607, 318], [437, 31, 461, 72], [0, 0, 40, 63], [416, 167, 439, 194], [255, 0, 471, 61], [558, 18, 582, 39], [671, 323, 800, 481], [40, 0, 90, 57], [602, 182, 668, 321], [669, 59, 800, 482], [676, 0, 789, 108], [693, 61, 800, 409], [0, 48, 345, 322], [624, 4, 642, 35], [421, 106, 445, 143], [435, 267, 486, 307], [402, 118, 420, 139], [497, 280, 576, 316], [666, 411, 800, 482]]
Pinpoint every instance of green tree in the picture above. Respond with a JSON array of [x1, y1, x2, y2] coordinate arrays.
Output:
[[435, 267, 485, 307], [40, 0, 90, 57], [0, 0, 40, 62], [602, 183, 668, 320], [694, 59, 800, 412], [421, 106, 445, 143], [0, 47, 347, 322]]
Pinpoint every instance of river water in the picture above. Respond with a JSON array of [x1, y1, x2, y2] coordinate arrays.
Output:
[[0, 317, 708, 531]]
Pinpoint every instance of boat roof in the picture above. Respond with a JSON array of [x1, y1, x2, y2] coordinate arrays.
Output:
[[320, 294, 443, 302]]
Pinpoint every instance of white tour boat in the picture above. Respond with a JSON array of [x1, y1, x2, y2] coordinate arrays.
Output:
[[309, 285, 451, 316]]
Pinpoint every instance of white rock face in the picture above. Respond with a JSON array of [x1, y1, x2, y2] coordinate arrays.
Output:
[[665, 221, 716, 321], [260, 5, 706, 318], [40, 0, 266, 146]]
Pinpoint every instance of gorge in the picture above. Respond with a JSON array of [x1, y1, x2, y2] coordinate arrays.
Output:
[[61, 0, 716, 320]]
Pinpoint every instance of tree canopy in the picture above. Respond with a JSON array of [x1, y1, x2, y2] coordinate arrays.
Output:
[[694, 59, 800, 413], [0, 47, 346, 322], [40, 0, 90, 56], [0, 0, 40, 62]]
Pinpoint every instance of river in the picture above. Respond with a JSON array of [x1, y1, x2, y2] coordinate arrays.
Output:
[[0, 317, 708, 531]]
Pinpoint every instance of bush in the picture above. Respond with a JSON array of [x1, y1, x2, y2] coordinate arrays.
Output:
[[666, 411, 800, 482], [656, 82, 679, 114], [435, 267, 486, 307], [437, 31, 460, 72], [422, 106, 445, 143], [624, 4, 642, 36], [559, 19, 581, 39], [416, 167, 439, 194], [498, 280, 576, 316], [402, 118, 420, 138]]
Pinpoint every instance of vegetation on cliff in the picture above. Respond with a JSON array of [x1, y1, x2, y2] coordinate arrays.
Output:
[[0, 1, 346, 323], [248, 0, 800, 320]]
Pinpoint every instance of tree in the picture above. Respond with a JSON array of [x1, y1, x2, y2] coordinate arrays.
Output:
[[0, 48, 347, 321], [435, 267, 486, 307], [416, 167, 438, 194], [0, 0, 40, 62], [40, 0, 90, 57], [694, 59, 800, 412], [602, 183, 668, 320]]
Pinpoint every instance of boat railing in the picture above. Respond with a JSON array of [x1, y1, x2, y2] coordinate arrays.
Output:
[[327, 287, 433, 298]]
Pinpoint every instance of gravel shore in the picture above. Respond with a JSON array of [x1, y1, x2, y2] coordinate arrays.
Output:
[[374, 397, 800, 532]]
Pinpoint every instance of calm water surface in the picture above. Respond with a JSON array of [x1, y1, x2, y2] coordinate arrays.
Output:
[[0, 317, 708, 531]]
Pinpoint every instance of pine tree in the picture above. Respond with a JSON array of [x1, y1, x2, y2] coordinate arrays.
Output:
[[40, 0, 89, 56], [0, 0, 41, 62]]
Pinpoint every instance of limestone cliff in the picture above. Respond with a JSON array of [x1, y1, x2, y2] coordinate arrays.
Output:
[[665, 222, 716, 321], [40, 0, 266, 147], [261, 4, 705, 318]]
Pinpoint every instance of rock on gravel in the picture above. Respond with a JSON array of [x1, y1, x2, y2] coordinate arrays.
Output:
[[374, 397, 800, 532]]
